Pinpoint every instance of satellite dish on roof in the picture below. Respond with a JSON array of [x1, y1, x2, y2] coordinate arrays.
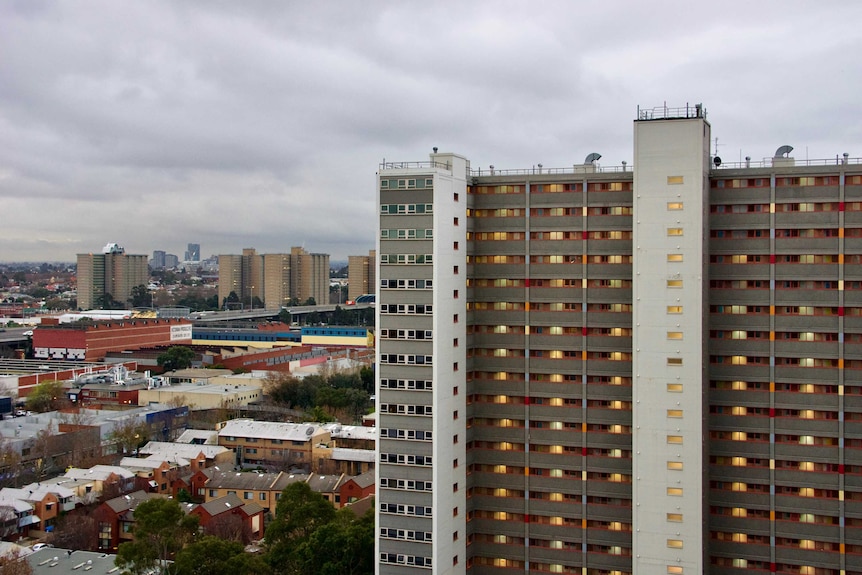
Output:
[[774, 145, 794, 158], [306, 427, 314, 436], [584, 153, 602, 164], [713, 156, 722, 167]]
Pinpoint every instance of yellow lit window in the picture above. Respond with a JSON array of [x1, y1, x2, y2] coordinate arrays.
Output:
[[668, 567, 684, 575], [667, 383, 683, 392], [732, 533, 747, 543], [667, 202, 684, 210], [799, 487, 814, 497], [667, 461, 683, 470], [667, 305, 683, 313], [667, 176, 684, 185], [799, 539, 815, 550], [667, 435, 683, 444], [732, 457, 747, 467], [667, 513, 683, 522], [731, 482, 747, 492], [732, 380, 747, 390], [800, 409, 815, 419], [667, 227, 683, 236], [667, 488, 683, 496], [608, 522, 624, 531], [667, 254, 683, 262], [667, 331, 683, 340], [667, 409, 683, 418], [609, 424, 624, 434], [667, 539, 683, 548], [732, 560, 748, 569], [731, 431, 747, 441], [799, 461, 814, 471], [549, 493, 563, 502], [667, 357, 683, 365], [800, 514, 815, 523], [732, 508, 747, 518], [731, 406, 747, 415], [799, 435, 814, 445], [667, 279, 683, 288]]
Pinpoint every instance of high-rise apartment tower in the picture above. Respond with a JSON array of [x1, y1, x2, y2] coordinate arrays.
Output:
[[376, 105, 862, 575]]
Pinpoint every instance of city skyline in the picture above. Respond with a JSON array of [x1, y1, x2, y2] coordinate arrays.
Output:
[[2, 2, 861, 262]]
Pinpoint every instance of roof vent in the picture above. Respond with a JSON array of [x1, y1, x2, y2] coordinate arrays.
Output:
[[774, 145, 794, 158]]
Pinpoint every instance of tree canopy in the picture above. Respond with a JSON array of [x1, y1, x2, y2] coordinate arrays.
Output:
[[264, 483, 373, 575], [115, 498, 198, 575], [157, 346, 195, 372], [25, 380, 67, 412]]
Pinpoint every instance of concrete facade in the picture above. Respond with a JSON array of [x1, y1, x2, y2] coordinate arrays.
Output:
[[376, 105, 862, 575]]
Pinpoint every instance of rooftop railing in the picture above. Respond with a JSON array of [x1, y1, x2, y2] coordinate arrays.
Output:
[[381, 156, 862, 178], [637, 103, 706, 121], [379, 161, 451, 171], [714, 156, 862, 169]]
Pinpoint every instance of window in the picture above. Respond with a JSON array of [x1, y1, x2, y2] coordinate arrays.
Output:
[[667, 488, 683, 496], [667, 227, 683, 236], [667, 358, 683, 365], [667, 176, 684, 185], [667, 383, 683, 392], [667, 409, 683, 417], [667, 331, 683, 340], [667, 254, 683, 262], [244, 491, 252, 500], [667, 202, 684, 210], [667, 435, 683, 444], [667, 306, 683, 313], [667, 279, 683, 288]]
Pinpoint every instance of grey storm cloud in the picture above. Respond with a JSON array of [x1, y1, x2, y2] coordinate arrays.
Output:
[[1, 0, 861, 261]]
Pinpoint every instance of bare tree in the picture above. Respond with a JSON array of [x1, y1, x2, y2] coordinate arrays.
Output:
[[0, 547, 34, 575], [203, 513, 252, 544], [48, 511, 99, 551], [0, 505, 18, 539], [0, 436, 22, 488], [108, 418, 149, 456]]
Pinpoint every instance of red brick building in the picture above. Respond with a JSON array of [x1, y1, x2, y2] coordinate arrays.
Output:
[[189, 493, 265, 543], [33, 318, 192, 361], [338, 470, 375, 508]]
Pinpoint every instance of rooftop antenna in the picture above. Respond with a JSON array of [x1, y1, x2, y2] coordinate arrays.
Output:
[[713, 137, 721, 157]]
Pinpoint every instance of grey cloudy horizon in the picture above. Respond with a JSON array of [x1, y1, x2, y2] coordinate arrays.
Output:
[[1, 1, 860, 263]]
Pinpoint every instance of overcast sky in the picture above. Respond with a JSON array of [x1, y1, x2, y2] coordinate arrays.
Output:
[[1, 1, 860, 263]]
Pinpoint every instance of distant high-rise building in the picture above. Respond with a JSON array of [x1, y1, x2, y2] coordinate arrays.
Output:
[[185, 243, 201, 262], [218, 248, 329, 309], [348, 250, 376, 301], [77, 243, 148, 310], [164, 254, 179, 269], [151, 250, 166, 269], [375, 105, 862, 575], [290, 247, 330, 305], [263, 253, 291, 308]]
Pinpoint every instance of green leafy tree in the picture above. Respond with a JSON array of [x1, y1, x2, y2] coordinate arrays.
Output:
[[173, 536, 270, 575], [303, 297, 316, 306], [265, 482, 336, 572], [115, 498, 199, 575], [359, 366, 373, 394], [26, 380, 67, 412], [291, 508, 374, 575], [129, 284, 151, 307], [157, 346, 195, 372]]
